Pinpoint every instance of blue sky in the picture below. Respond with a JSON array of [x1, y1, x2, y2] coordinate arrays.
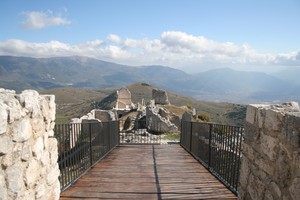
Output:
[[0, 0, 299, 73]]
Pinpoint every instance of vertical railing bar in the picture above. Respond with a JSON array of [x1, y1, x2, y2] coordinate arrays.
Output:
[[225, 125, 230, 181], [208, 123, 213, 168], [89, 123, 93, 168], [232, 126, 239, 190], [229, 126, 235, 188], [224, 125, 230, 183], [189, 121, 193, 152]]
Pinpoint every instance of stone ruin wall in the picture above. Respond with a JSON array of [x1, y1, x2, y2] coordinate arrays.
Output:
[[0, 89, 60, 200], [238, 102, 300, 200], [152, 88, 170, 105], [116, 88, 132, 109]]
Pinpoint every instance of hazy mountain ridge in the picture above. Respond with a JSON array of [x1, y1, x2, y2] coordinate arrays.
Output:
[[0, 55, 299, 103]]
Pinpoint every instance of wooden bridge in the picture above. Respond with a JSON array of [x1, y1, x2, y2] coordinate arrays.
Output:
[[60, 144, 237, 199]]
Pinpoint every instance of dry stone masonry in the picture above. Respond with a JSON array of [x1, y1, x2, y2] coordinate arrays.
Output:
[[152, 88, 170, 105], [239, 102, 300, 200], [0, 89, 60, 200], [115, 88, 132, 110]]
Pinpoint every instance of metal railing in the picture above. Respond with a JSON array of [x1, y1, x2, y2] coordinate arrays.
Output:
[[119, 119, 162, 144], [181, 121, 244, 195], [54, 120, 119, 191]]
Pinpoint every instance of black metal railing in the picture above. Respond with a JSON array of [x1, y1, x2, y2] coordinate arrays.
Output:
[[54, 120, 119, 191], [181, 121, 244, 195], [119, 119, 162, 144]]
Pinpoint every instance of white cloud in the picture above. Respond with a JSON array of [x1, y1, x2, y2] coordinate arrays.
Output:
[[107, 34, 121, 44], [21, 10, 71, 29], [0, 31, 299, 72]]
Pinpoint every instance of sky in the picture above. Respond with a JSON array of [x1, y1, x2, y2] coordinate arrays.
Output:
[[0, 0, 299, 73]]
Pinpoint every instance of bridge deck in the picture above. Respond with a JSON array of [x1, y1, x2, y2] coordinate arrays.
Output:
[[60, 144, 237, 199]]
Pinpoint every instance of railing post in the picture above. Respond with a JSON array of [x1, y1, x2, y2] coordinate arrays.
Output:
[[208, 123, 213, 168], [118, 120, 120, 145], [189, 121, 193, 152], [89, 122, 93, 167], [108, 121, 111, 150], [180, 120, 183, 145]]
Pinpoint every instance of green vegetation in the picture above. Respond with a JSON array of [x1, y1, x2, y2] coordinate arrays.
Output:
[[40, 82, 246, 126], [163, 133, 180, 141], [198, 113, 212, 122], [55, 114, 69, 124]]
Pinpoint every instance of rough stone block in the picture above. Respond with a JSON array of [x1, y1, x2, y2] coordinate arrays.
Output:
[[46, 165, 60, 185], [0, 135, 12, 155], [2, 153, 13, 168], [48, 138, 58, 165], [244, 122, 260, 143], [12, 118, 32, 142], [19, 90, 41, 117], [35, 184, 46, 199], [283, 112, 300, 147], [32, 117, 46, 138], [239, 157, 250, 188], [293, 151, 300, 170], [247, 173, 265, 200], [270, 181, 282, 198], [265, 109, 284, 132], [260, 134, 278, 161], [21, 143, 31, 162], [242, 143, 255, 161], [0, 102, 8, 134], [25, 159, 40, 188], [264, 190, 274, 200], [289, 177, 300, 200], [254, 157, 275, 176], [245, 105, 257, 124], [33, 137, 44, 160], [6, 97, 23, 123], [0, 172, 8, 200], [6, 162, 25, 198], [41, 151, 50, 167]]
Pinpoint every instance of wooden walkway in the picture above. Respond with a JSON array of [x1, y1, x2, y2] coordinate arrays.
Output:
[[60, 144, 237, 199]]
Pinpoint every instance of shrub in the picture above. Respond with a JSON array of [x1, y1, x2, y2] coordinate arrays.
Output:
[[198, 113, 211, 122]]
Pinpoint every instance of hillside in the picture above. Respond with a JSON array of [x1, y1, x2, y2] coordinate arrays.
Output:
[[41, 83, 246, 126], [1, 56, 299, 104]]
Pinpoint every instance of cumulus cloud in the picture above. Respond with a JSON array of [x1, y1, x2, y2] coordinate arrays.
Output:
[[20, 10, 71, 29], [0, 31, 299, 72], [107, 34, 121, 44]]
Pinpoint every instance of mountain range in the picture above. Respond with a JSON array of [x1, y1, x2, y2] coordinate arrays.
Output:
[[0, 55, 299, 104]]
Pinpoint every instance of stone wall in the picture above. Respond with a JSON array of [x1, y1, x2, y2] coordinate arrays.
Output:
[[146, 106, 178, 133], [152, 88, 170, 105], [0, 89, 60, 200], [116, 88, 132, 110], [238, 102, 300, 200]]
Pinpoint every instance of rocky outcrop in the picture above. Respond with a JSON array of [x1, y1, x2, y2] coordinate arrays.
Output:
[[238, 102, 300, 200], [0, 89, 60, 200]]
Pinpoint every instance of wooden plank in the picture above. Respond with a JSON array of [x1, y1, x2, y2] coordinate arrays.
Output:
[[60, 144, 237, 199]]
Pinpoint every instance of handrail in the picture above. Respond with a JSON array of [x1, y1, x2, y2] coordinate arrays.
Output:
[[54, 121, 119, 191], [180, 121, 244, 195]]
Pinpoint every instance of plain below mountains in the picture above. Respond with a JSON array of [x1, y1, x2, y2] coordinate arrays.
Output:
[[0, 55, 299, 104]]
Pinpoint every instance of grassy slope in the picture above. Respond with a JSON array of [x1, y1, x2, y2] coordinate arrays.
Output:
[[128, 83, 246, 126], [39, 88, 115, 122], [39, 83, 246, 126]]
